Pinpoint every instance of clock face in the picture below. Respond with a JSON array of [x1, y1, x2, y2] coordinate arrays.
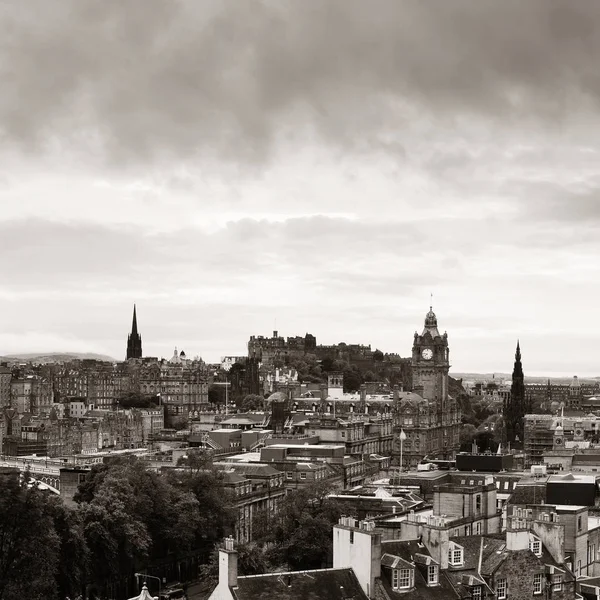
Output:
[[421, 348, 433, 360]]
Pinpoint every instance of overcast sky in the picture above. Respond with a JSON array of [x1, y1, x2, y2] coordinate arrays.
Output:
[[1, 1, 599, 377]]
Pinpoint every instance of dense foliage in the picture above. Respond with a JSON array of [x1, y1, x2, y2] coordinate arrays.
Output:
[[0, 454, 235, 600]]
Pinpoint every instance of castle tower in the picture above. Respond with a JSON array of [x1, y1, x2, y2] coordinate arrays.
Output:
[[411, 306, 450, 414], [504, 341, 525, 447], [126, 304, 143, 360]]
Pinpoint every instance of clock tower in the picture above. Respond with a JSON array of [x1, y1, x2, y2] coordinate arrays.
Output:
[[411, 306, 450, 415]]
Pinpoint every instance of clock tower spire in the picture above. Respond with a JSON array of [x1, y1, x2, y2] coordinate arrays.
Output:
[[403, 305, 460, 461], [412, 305, 449, 405]]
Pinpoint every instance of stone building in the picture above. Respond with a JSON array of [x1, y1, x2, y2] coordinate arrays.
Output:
[[333, 512, 576, 600], [0, 365, 11, 408], [10, 375, 53, 415], [393, 307, 461, 465]]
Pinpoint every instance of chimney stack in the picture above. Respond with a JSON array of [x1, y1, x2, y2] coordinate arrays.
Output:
[[360, 384, 367, 403], [320, 383, 328, 401], [219, 536, 238, 589]]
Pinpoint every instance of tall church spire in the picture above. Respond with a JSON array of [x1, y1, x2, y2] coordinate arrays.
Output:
[[126, 304, 143, 360], [131, 304, 139, 336]]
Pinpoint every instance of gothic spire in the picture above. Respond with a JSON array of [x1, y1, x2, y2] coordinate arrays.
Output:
[[131, 304, 139, 336], [513, 340, 523, 378], [126, 304, 142, 360]]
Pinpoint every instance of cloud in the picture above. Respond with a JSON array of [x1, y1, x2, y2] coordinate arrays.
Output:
[[2, 1, 600, 167]]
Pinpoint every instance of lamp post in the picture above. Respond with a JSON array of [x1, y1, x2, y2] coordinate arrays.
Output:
[[134, 573, 162, 599], [399, 429, 407, 472], [213, 363, 232, 415]]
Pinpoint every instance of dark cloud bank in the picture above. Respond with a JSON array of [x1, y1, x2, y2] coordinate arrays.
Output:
[[1, 0, 600, 165]]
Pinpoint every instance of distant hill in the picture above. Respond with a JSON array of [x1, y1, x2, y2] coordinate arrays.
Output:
[[452, 372, 600, 385], [0, 352, 117, 364]]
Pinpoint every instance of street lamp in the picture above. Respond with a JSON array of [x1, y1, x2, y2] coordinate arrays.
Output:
[[134, 573, 163, 598], [213, 363, 232, 415], [399, 428, 407, 472]]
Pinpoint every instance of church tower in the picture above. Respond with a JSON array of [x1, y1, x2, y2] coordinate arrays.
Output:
[[126, 304, 143, 360], [504, 341, 525, 447], [411, 306, 450, 414]]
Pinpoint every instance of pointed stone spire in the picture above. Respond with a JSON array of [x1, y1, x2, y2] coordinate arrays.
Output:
[[131, 304, 139, 336], [126, 304, 143, 360]]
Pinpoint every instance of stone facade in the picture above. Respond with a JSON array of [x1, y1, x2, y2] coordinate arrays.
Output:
[[393, 308, 461, 465]]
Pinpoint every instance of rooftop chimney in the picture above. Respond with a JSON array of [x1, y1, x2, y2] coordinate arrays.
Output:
[[219, 536, 238, 589], [506, 518, 530, 551], [360, 384, 367, 403], [320, 383, 328, 401]]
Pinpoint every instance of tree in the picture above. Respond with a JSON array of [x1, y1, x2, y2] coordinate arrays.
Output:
[[117, 392, 160, 409], [208, 385, 226, 406], [258, 481, 355, 570], [167, 460, 236, 558], [343, 366, 363, 393], [0, 473, 60, 600], [77, 459, 210, 597], [46, 497, 89, 600], [364, 370, 376, 382], [239, 394, 264, 412], [459, 424, 478, 451]]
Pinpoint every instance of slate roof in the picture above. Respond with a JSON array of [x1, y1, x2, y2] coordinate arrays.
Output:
[[447, 535, 507, 574], [222, 472, 247, 484], [444, 534, 574, 594], [232, 567, 368, 600], [221, 463, 281, 478], [508, 483, 547, 505], [378, 540, 459, 599]]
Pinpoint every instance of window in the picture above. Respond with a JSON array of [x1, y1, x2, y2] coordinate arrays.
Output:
[[427, 565, 438, 585], [397, 568, 411, 589], [476, 494, 481, 512], [578, 516, 583, 532], [350, 530, 354, 544], [552, 575, 563, 592], [533, 573, 542, 595], [448, 545, 464, 566], [578, 560, 582, 575], [496, 577, 507, 600], [529, 538, 542, 557], [300, 472, 307, 480], [392, 569, 397, 588], [472, 586, 482, 600], [286, 472, 293, 479]]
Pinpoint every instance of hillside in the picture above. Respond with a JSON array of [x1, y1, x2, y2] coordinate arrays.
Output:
[[0, 352, 117, 364]]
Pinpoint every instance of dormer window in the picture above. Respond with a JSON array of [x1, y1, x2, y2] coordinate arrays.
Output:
[[529, 536, 542, 557], [427, 564, 438, 585], [448, 543, 464, 566], [472, 586, 482, 600], [392, 568, 413, 590]]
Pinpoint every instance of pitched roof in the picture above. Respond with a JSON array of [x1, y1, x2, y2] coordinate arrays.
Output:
[[508, 484, 547, 505], [378, 540, 458, 599], [232, 568, 368, 600], [448, 535, 507, 573]]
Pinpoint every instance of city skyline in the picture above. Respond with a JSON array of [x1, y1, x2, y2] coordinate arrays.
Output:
[[2, 2, 600, 376]]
